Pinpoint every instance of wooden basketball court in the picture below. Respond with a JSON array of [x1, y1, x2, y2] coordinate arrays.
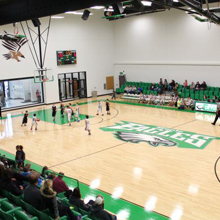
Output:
[[1, 96, 220, 220]]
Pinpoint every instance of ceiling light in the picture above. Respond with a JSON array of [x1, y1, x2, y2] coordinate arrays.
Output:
[[173, 0, 179, 2], [51, 16, 64, 19], [90, 6, 105, 9], [104, 8, 114, 12], [141, 1, 152, 6], [65, 11, 93, 15]]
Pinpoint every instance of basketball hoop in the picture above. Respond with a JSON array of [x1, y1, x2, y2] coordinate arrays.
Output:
[[34, 68, 54, 83]]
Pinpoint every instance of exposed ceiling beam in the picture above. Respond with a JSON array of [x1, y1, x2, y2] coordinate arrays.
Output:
[[0, 0, 123, 26]]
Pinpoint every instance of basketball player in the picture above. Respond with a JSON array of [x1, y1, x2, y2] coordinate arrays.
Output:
[[30, 114, 38, 131], [106, 99, 110, 115], [21, 111, 28, 126], [75, 103, 80, 122], [52, 104, 57, 121], [85, 115, 91, 135], [212, 107, 220, 126], [66, 106, 72, 126], [96, 101, 104, 116], [69, 103, 74, 120], [60, 102, 65, 118]]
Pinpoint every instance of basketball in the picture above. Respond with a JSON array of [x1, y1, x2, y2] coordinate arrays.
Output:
[[43, 78, 47, 82], [36, 118, 40, 122]]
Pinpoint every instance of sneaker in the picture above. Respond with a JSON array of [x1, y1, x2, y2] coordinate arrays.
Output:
[[211, 123, 215, 125], [35, 128, 37, 130], [102, 114, 104, 116]]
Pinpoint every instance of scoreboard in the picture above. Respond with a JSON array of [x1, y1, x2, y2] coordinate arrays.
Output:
[[57, 50, 77, 66]]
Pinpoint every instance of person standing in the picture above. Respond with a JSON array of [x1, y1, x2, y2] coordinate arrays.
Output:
[[97, 101, 104, 116], [0, 105, 2, 119], [75, 103, 80, 122], [66, 106, 72, 126], [21, 111, 29, 126], [60, 102, 65, 118], [85, 115, 91, 135], [30, 114, 38, 131], [212, 107, 220, 126], [52, 105, 57, 121], [106, 99, 110, 115]]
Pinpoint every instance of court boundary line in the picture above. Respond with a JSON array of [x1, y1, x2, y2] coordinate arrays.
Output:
[[214, 156, 220, 183]]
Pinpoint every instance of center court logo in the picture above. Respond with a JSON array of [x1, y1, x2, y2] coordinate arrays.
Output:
[[100, 121, 220, 149]]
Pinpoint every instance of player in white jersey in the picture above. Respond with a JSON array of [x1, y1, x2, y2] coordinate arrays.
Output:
[[96, 101, 104, 116], [30, 113, 38, 131], [75, 103, 80, 122], [85, 115, 91, 135], [66, 106, 72, 126]]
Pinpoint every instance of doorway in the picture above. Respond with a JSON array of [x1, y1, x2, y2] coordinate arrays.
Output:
[[58, 71, 87, 101]]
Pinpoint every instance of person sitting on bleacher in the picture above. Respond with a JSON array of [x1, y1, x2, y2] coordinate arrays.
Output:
[[124, 86, 129, 93], [168, 80, 175, 91], [163, 79, 168, 91], [0, 169, 23, 196], [149, 83, 156, 91], [195, 82, 201, 90], [200, 81, 207, 90], [131, 85, 136, 94], [137, 86, 143, 94], [24, 172, 45, 211], [69, 187, 90, 211], [190, 82, 195, 90], [90, 196, 117, 220], [173, 83, 179, 94], [41, 179, 76, 220], [53, 172, 72, 198]]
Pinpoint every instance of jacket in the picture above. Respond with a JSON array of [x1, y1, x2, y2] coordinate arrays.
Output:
[[69, 195, 90, 211], [90, 204, 116, 220], [24, 185, 45, 210], [0, 178, 23, 196], [40, 188, 59, 218]]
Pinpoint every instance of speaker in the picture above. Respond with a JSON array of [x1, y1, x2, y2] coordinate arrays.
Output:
[[133, 0, 145, 11], [82, 10, 91, 20], [112, 3, 124, 14], [32, 18, 41, 27]]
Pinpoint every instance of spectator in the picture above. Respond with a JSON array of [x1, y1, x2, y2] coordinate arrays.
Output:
[[159, 78, 163, 85], [41, 179, 76, 220], [15, 145, 25, 169], [163, 79, 168, 91], [168, 80, 175, 91], [195, 82, 200, 90], [131, 85, 136, 94], [183, 80, 188, 91], [203, 95, 207, 101], [90, 196, 117, 220], [40, 166, 49, 179], [200, 81, 207, 90], [69, 187, 90, 211], [53, 172, 72, 198], [137, 86, 143, 94], [190, 82, 195, 90], [149, 83, 156, 91], [24, 172, 45, 210], [173, 83, 179, 94], [124, 86, 129, 93], [0, 169, 23, 196], [0, 164, 5, 178]]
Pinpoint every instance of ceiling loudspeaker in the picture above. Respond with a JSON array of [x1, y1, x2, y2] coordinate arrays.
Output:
[[82, 10, 91, 20], [133, 0, 145, 11], [112, 2, 124, 14], [31, 18, 41, 27]]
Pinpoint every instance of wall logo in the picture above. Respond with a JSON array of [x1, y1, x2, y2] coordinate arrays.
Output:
[[2, 37, 28, 62], [100, 121, 220, 149]]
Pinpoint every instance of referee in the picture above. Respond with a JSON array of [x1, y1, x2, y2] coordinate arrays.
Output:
[[212, 107, 220, 126]]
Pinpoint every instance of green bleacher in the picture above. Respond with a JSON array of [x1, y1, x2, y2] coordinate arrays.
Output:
[[116, 81, 220, 102]]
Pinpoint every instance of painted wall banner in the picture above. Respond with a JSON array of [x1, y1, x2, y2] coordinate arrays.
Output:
[[100, 121, 220, 149]]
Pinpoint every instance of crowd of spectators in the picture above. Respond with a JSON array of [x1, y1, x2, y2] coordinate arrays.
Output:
[[0, 146, 117, 220]]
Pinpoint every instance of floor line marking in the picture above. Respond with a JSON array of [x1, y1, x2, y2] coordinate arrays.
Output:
[[170, 119, 197, 129], [49, 142, 127, 169]]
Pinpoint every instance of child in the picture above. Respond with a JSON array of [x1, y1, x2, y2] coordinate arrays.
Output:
[[106, 99, 110, 115], [60, 102, 65, 118], [111, 89, 116, 100], [30, 113, 38, 131], [66, 106, 72, 126], [160, 94, 165, 105], [96, 101, 104, 116], [52, 104, 57, 121], [21, 111, 28, 126], [15, 145, 25, 169], [85, 115, 91, 135], [75, 103, 80, 122], [69, 103, 74, 120]]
